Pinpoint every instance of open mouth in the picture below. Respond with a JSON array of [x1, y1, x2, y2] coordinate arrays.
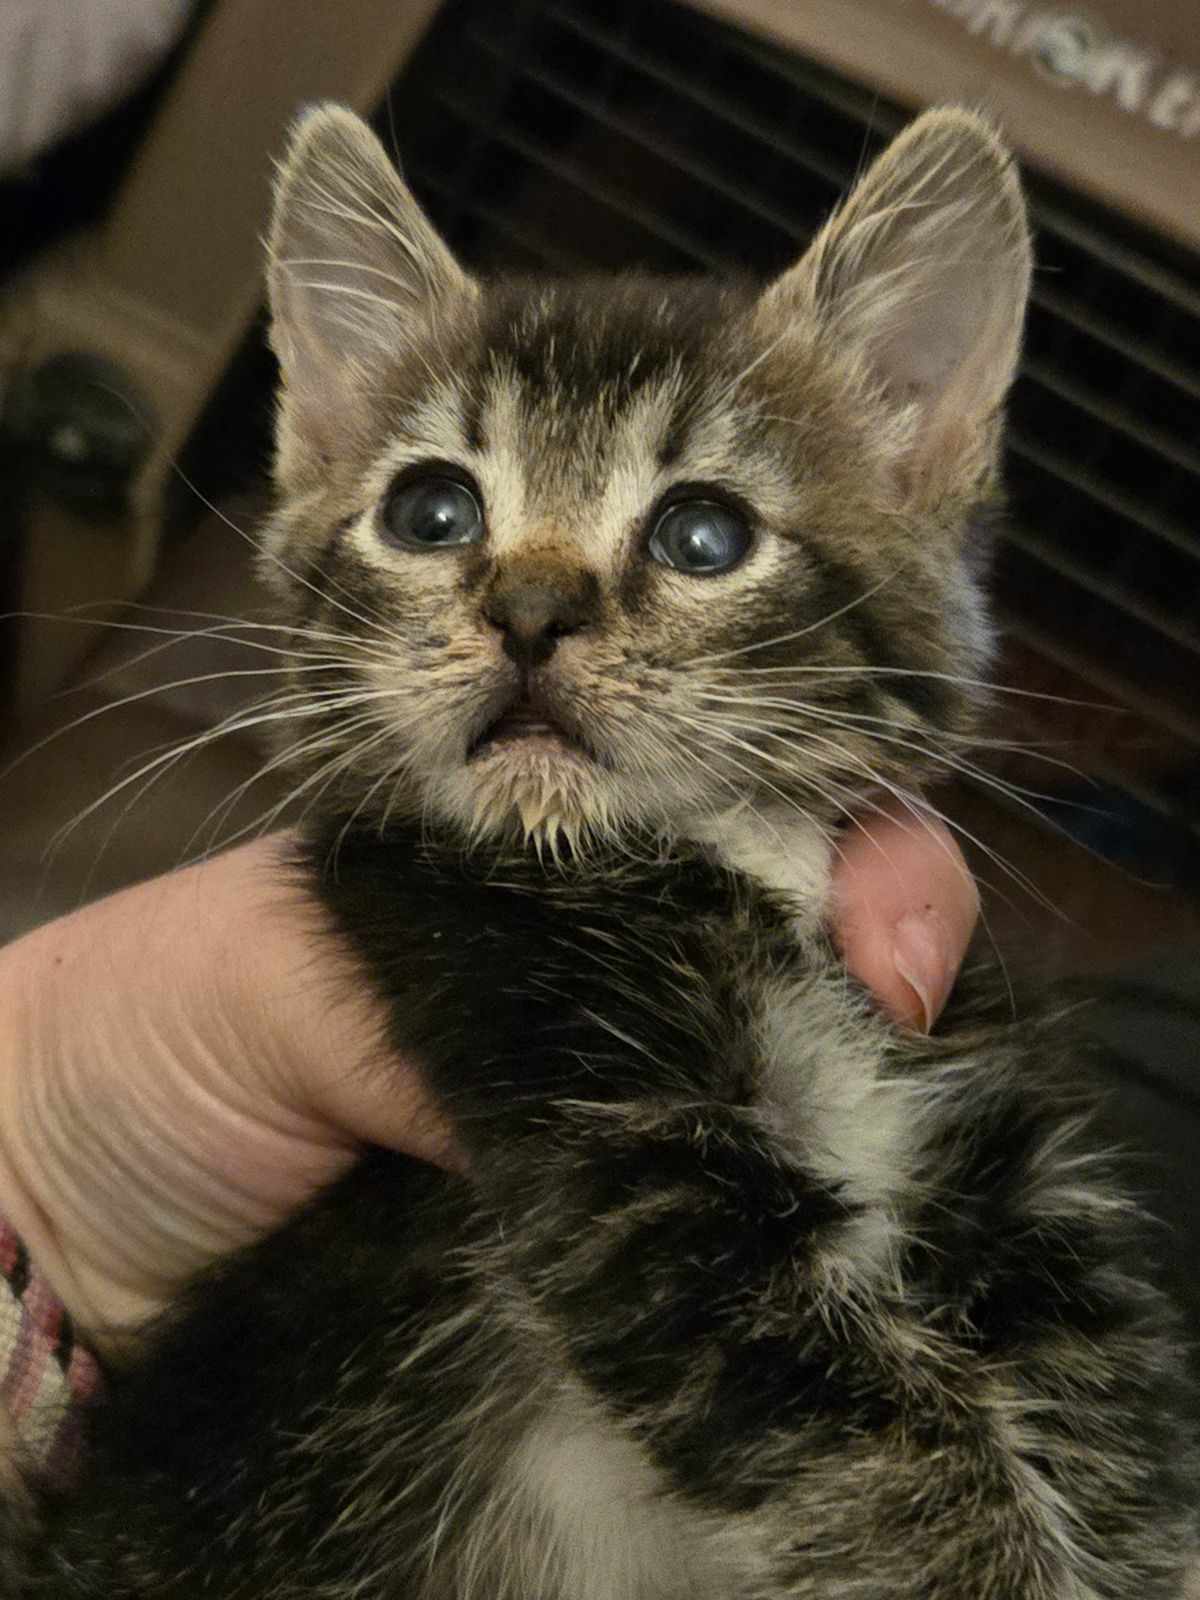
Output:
[[468, 700, 598, 764]]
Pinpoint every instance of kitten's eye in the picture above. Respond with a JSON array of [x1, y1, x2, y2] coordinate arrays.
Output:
[[382, 476, 483, 549], [649, 501, 751, 576]]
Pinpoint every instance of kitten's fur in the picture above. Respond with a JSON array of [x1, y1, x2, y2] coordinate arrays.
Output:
[[6, 107, 1197, 1597]]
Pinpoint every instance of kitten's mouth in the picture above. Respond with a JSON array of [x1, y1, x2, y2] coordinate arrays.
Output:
[[467, 699, 599, 765]]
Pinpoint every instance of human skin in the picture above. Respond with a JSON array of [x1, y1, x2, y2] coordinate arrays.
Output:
[[0, 806, 977, 1342]]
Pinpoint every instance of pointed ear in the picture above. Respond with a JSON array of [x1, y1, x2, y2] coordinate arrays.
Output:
[[759, 108, 1031, 501], [267, 104, 474, 477]]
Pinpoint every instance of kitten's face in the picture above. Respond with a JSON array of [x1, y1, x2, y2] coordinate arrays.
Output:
[[261, 108, 1029, 855]]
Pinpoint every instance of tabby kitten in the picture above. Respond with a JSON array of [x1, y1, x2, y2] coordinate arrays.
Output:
[[10, 105, 1198, 1598]]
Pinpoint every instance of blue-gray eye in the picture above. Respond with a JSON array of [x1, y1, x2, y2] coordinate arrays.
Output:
[[382, 477, 483, 549], [649, 501, 751, 575]]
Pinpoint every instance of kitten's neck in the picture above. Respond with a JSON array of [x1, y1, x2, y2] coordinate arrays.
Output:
[[686, 805, 833, 926]]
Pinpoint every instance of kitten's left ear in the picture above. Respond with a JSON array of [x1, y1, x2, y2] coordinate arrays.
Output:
[[760, 108, 1031, 502], [267, 104, 474, 479]]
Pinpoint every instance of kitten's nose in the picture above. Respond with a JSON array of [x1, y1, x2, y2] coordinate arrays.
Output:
[[482, 565, 599, 669]]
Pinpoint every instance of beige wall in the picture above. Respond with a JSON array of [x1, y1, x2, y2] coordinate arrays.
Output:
[[689, 0, 1200, 252]]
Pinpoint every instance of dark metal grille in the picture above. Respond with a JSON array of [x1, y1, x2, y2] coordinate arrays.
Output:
[[388, 0, 1200, 885]]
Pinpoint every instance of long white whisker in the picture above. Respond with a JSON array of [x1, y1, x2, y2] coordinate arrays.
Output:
[[43, 688, 400, 862], [183, 714, 401, 869], [677, 713, 905, 849], [707, 661, 1115, 712], [697, 694, 1102, 832], [164, 465, 406, 644], [176, 716, 404, 870], [180, 704, 399, 865], [681, 567, 904, 668], [658, 709, 842, 857], [693, 687, 1093, 781], [0, 659, 391, 790], [3, 608, 400, 677], [679, 703, 1062, 918]]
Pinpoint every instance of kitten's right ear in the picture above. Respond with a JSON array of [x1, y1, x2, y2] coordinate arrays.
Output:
[[267, 104, 473, 478], [758, 108, 1031, 506]]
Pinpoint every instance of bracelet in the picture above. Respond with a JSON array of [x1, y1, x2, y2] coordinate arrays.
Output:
[[0, 1217, 102, 1487]]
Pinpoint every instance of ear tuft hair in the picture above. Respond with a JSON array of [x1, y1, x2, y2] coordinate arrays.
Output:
[[760, 108, 1032, 502], [266, 104, 473, 481]]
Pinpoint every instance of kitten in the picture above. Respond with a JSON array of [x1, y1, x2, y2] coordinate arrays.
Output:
[[8, 105, 1197, 1597]]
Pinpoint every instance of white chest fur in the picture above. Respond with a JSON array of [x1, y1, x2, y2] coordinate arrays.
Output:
[[691, 803, 834, 926], [484, 1385, 759, 1600]]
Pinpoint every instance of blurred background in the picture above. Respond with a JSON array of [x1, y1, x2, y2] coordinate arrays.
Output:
[[0, 0, 1196, 1287]]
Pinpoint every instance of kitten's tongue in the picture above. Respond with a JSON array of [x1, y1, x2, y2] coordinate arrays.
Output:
[[490, 707, 558, 740], [474, 702, 566, 754]]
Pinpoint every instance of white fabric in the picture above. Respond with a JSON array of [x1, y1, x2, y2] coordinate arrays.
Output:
[[0, 0, 195, 174]]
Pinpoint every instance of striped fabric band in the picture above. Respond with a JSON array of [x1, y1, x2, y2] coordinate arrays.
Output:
[[0, 1217, 101, 1486]]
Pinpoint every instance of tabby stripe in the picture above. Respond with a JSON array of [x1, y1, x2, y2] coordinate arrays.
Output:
[[804, 545, 951, 722]]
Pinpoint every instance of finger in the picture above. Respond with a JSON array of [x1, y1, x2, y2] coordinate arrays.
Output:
[[319, 1052, 465, 1174], [832, 801, 979, 1030], [233, 835, 466, 1173]]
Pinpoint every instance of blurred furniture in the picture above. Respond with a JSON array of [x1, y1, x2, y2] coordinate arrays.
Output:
[[0, 0, 194, 175], [0, 0, 443, 711], [0, 498, 285, 942]]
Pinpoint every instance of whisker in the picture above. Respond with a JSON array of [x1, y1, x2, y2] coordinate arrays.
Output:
[[0, 658, 391, 791], [707, 661, 1116, 713], [679, 704, 1062, 918], [693, 687, 1093, 782], [657, 709, 842, 859], [163, 465, 407, 645], [177, 717, 403, 873], [678, 713, 921, 866], [681, 567, 904, 669], [3, 607, 400, 676], [693, 692, 1097, 817], [712, 702, 1108, 864], [179, 705, 398, 866], [43, 688, 399, 865]]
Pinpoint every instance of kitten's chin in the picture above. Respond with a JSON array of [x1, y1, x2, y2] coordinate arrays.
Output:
[[450, 738, 622, 857]]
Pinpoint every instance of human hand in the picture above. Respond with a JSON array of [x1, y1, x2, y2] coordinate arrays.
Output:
[[0, 834, 452, 1343], [0, 809, 976, 1341], [834, 797, 980, 1031]]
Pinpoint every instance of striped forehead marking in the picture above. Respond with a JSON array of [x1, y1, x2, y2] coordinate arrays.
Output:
[[475, 364, 693, 568]]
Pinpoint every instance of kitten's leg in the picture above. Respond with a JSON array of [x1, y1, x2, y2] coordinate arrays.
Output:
[[490, 1097, 1196, 1600]]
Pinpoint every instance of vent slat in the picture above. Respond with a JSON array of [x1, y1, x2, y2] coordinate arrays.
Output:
[[1022, 361, 1200, 482], [703, 1, 1200, 324], [1003, 525, 1200, 660], [1000, 618, 1200, 753], [466, 25, 811, 246], [541, 2, 856, 192], [1033, 197, 1200, 326], [1032, 285, 1200, 406], [975, 744, 1198, 842], [994, 548, 1200, 744], [1007, 431, 1199, 566], [533, 6, 1200, 405], [431, 91, 718, 265], [408, 165, 583, 270], [686, 2, 908, 138], [1073, 759, 1200, 840]]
